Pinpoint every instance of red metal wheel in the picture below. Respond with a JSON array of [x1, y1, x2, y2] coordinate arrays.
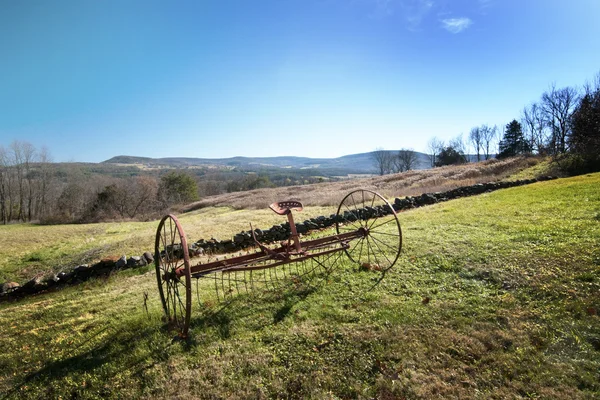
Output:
[[155, 214, 192, 337], [335, 189, 402, 276]]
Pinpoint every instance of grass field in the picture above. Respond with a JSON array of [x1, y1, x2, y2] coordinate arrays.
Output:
[[0, 156, 550, 284], [1, 172, 598, 399], [0, 205, 338, 283]]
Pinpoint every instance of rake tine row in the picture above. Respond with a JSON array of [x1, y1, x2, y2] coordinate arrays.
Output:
[[155, 189, 402, 338]]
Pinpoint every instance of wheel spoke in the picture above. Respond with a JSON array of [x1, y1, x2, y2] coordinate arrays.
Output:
[[341, 202, 363, 230], [346, 237, 362, 261], [345, 239, 358, 259], [368, 230, 401, 238], [366, 236, 382, 269], [368, 217, 397, 232], [155, 215, 192, 337], [357, 237, 365, 264], [336, 189, 402, 282], [369, 235, 393, 269], [370, 233, 400, 254], [349, 193, 366, 227]]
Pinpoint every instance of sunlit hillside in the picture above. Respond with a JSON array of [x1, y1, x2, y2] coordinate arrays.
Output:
[[184, 156, 549, 211]]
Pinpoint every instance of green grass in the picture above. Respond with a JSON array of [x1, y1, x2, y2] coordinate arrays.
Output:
[[505, 156, 559, 181], [0, 205, 337, 282], [1, 174, 599, 399]]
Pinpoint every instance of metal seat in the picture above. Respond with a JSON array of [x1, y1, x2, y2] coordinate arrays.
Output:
[[269, 201, 303, 215]]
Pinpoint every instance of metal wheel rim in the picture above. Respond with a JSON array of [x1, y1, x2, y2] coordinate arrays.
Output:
[[155, 214, 192, 337], [335, 189, 402, 273]]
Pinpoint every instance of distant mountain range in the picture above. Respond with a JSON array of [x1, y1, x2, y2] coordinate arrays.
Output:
[[103, 151, 433, 175]]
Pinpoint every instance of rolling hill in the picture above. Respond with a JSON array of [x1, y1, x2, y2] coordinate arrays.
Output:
[[103, 150, 432, 175]]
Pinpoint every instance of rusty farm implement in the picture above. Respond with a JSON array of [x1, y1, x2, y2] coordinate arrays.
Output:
[[154, 189, 402, 337]]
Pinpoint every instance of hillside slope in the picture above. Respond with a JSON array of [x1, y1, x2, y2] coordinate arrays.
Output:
[[184, 156, 544, 211], [0, 173, 598, 399], [0, 157, 549, 283]]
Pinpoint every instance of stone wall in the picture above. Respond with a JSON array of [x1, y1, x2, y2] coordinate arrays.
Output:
[[187, 176, 556, 254], [0, 176, 556, 302]]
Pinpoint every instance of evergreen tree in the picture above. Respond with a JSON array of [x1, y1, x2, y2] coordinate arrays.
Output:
[[435, 146, 467, 166], [569, 86, 600, 171], [498, 120, 530, 158], [158, 171, 199, 206]]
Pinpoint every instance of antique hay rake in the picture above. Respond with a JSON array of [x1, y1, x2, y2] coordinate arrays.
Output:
[[154, 189, 402, 337]]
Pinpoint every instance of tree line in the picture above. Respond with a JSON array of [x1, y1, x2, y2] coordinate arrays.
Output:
[[374, 71, 600, 174], [371, 148, 420, 175], [0, 143, 333, 225], [0, 143, 198, 224]]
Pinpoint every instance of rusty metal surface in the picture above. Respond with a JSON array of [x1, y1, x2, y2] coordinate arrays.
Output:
[[154, 214, 192, 338], [269, 200, 303, 215], [155, 189, 402, 337]]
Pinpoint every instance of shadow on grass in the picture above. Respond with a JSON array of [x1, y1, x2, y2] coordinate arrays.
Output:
[[187, 282, 319, 342], [3, 322, 170, 400]]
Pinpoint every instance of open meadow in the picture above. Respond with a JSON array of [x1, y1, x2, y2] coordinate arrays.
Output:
[[0, 169, 599, 399], [0, 156, 545, 284]]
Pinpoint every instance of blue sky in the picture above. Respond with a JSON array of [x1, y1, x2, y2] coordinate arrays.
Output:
[[1, 0, 599, 162]]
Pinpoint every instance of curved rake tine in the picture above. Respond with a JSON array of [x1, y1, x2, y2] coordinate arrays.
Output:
[[272, 264, 281, 289], [231, 271, 238, 296], [266, 267, 273, 289], [214, 272, 220, 302], [196, 277, 201, 306], [281, 262, 288, 280], [221, 271, 227, 299]]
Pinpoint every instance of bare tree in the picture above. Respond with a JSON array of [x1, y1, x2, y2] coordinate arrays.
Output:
[[522, 102, 547, 154], [0, 145, 7, 224], [396, 148, 418, 172], [426, 137, 444, 167], [481, 125, 496, 160], [9, 141, 26, 221], [35, 146, 53, 220], [495, 124, 504, 155], [106, 176, 159, 219], [57, 183, 88, 222], [541, 84, 579, 154], [22, 142, 37, 221], [128, 176, 159, 218], [469, 127, 483, 161], [570, 71, 600, 170], [450, 134, 467, 160], [371, 148, 394, 175]]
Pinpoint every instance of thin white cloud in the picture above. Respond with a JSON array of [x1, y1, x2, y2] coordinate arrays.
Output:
[[441, 17, 472, 33], [478, 0, 493, 9], [477, 0, 493, 14], [369, 0, 394, 19], [366, 0, 435, 30], [402, 0, 434, 30]]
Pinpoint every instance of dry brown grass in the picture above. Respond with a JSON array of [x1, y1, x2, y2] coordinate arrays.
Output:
[[184, 157, 544, 211]]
